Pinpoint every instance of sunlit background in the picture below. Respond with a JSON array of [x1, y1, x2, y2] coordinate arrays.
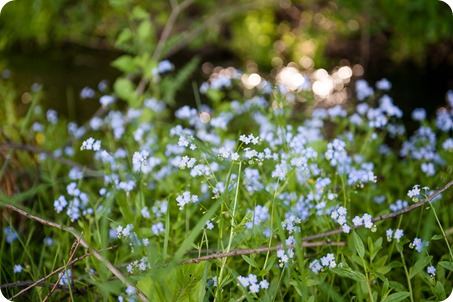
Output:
[[0, 0, 451, 123]]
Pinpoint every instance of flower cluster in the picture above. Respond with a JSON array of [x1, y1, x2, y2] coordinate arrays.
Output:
[[237, 274, 269, 294], [126, 256, 151, 273], [385, 228, 404, 242], [176, 191, 199, 209], [80, 137, 101, 151], [309, 253, 337, 274], [410, 237, 429, 253]]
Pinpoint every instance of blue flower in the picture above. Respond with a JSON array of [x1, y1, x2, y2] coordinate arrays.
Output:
[[427, 265, 436, 276], [13, 264, 23, 273]]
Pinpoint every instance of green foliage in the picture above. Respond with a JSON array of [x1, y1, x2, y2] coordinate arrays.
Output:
[[1, 1, 453, 301]]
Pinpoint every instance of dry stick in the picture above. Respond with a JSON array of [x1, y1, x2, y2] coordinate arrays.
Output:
[[2, 281, 80, 294], [0, 203, 149, 302], [4, 246, 117, 298], [42, 236, 82, 302], [180, 241, 346, 265], [7, 254, 90, 298], [303, 179, 453, 242], [0, 142, 102, 178]]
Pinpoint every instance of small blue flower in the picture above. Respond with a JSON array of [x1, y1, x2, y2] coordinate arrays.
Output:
[[3, 227, 18, 243], [427, 265, 436, 276], [13, 264, 23, 273]]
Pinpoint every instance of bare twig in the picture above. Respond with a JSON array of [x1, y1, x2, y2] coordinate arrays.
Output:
[[135, 0, 195, 96], [3, 245, 116, 299], [303, 179, 453, 242], [3, 282, 85, 295], [0, 202, 149, 302], [43, 236, 82, 302], [180, 240, 346, 265], [181, 179, 453, 264], [6, 254, 90, 299]]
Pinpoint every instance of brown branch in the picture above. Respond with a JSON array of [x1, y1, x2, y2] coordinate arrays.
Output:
[[181, 179, 453, 264], [0, 142, 102, 178], [6, 253, 90, 299], [303, 179, 453, 242], [43, 236, 82, 302], [135, 0, 195, 96], [3, 282, 85, 296], [180, 240, 346, 265], [0, 202, 149, 302]]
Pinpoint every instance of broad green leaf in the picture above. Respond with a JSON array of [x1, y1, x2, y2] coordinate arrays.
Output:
[[353, 230, 365, 258], [111, 55, 136, 73], [289, 280, 304, 296], [332, 267, 366, 282], [305, 278, 322, 286], [137, 263, 205, 302], [439, 261, 453, 271], [382, 292, 411, 302], [131, 6, 149, 20], [113, 77, 138, 107], [409, 255, 432, 279], [242, 255, 259, 268], [115, 28, 133, 48], [137, 19, 153, 42], [376, 261, 402, 275], [434, 281, 446, 300]]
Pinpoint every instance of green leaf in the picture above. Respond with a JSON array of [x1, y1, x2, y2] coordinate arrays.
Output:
[[331, 267, 366, 282], [434, 281, 446, 300], [431, 234, 444, 240], [353, 230, 365, 258], [382, 292, 411, 302], [113, 77, 138, 107], [115, 28, 133, 49], [409, 255, 432, 279], [242, 255, 259, 268], [289, 280, 304, 296], [305, 278, 322, 286], [131, 6, 149, 20], [439, 261, 453, 271], [174, 197, 222, 261], [376, 261, 402, 275], [137, 19, 153, 42], [111, 55, 136, 73], [137, 263, 205, 302]]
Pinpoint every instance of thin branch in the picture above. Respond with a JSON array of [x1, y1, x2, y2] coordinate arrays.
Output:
[[43, 236, 82, 302], [0, 142, 102, 178], [180, 240, 346, 265], [303, 179, 453, 242], [135, 0, 195, 96], [6, 254, 90, 298], [3, 282, 85, 295], [0, 202, 149, 302], [181, 179, 453, 264]]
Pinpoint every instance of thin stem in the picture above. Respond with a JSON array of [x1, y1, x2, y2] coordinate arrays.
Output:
[[362, 257, 374, 302], [428, 200, 453, 261], [216, 161, 242, 301], [400, 251, 414, 302]]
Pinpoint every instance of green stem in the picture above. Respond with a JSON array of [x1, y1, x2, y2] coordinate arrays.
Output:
[[400, 251, 414, 302], [215, 161, 242, 302], [362, 258, 375, 302], [428, 200, 453, 261]]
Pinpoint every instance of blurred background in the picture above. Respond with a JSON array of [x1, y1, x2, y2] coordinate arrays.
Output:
[[0, 0, 452, 124]]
